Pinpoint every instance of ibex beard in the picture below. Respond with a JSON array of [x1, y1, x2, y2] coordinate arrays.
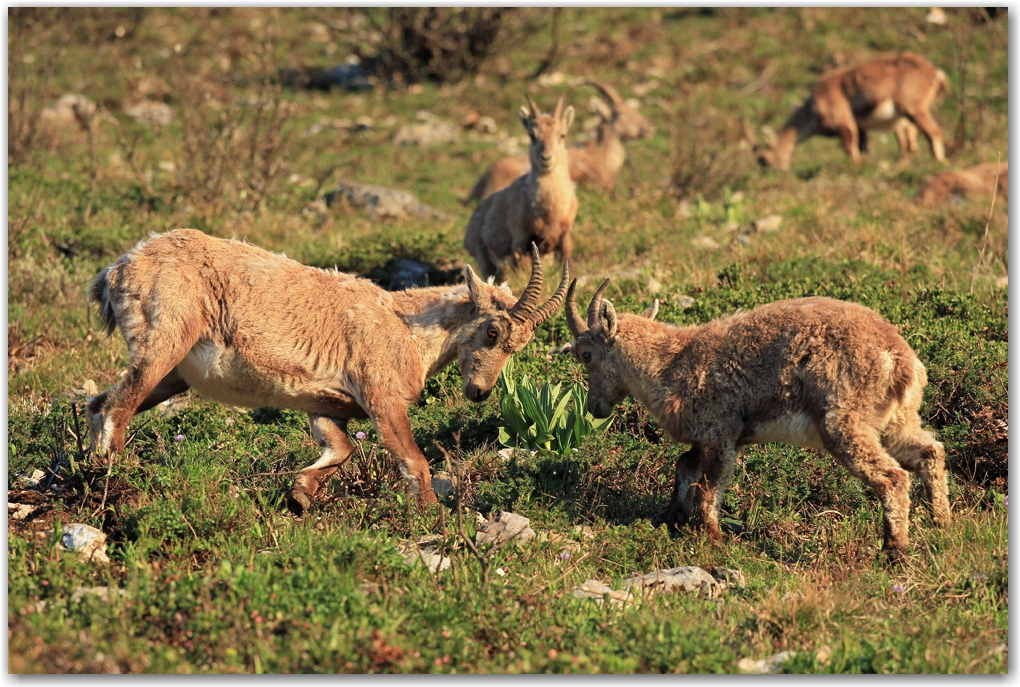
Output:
[[86, 229, 568, 514], [565, 280, 950, 562]]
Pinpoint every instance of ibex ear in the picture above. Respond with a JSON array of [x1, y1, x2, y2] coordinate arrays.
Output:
[[519, 106, 533, 133], [639, 299, 659, 321], [464, 264, 491, 311], [599, 299, 618, 339], [561, 105, 575, 132]]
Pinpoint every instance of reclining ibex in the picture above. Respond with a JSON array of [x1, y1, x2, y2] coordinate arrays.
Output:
[[916, 161, 1008, 208], [86, 230, 568, 513], [464, 94, 578, 280], [564, 281, 950, 562], [755, 52, 949, 170], [464, 81, 656, 203]]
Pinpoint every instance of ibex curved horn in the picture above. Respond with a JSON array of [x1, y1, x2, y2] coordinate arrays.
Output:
[[586, 279, 611, 329], [565, 279, 588, 337], [529, 261, 570, 328], [509, 243, 545, 321], [585, 80, 623, 107]]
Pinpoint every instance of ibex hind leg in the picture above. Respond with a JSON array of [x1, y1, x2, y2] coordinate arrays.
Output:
[[883, 419, 951, 528], [822, 413, 912, 563], [288, 415, 356, 516], [92, 360, 194, 457]]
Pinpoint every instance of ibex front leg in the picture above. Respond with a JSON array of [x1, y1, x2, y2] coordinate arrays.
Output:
[[372, 403, 438, 507], [287, 415, 356, 515], [658, 445, 702, 531]]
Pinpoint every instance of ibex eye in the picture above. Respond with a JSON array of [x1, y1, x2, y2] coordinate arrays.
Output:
[[487, 327, 499, 340], [581, 352, 591, 363]]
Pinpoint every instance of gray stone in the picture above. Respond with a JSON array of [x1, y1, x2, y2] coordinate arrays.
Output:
[[393, 120, 459, 147], [753, 214, 783, 233], [71, 586, 127, 603], [737, 650, 798, 674], [325, 181, 451, 223], [711, 567, 746, 588], [57, 523, 109, 563], [621, 565, 718, 596], [402, 550, 451, 573], [475, 511, 536, 546], [571, 579, 635, 606], [8, 503, 36, 521], [430, 471, 458, 497]]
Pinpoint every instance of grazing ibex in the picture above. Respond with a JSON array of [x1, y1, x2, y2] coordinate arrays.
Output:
[[756, 52, 949, 170], [464, 81, 656, 203], [86, 230, 568, 514], [464, 94, 578, 280], [916, 161, 1008, 208], [565, 281, 949, 562]]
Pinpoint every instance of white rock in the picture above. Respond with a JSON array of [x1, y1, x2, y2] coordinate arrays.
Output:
[[753, 214, 783, 233], [8, 503, 36, 521], [692, 236, 720, 250], [58, 524, 109, 563], [393, 121, 459, 147], [475, 511, 536, 546], [402, 550, 451, 573], [737, 650, 798, 674], [572, 579, 635, 606], [71, 586, 127, 603], [621, 566, 718, 595], [17, 469, 47, 488], [124, 99, 173, 127], [926, 7, 947, 24], [712, 567, 746, 588]]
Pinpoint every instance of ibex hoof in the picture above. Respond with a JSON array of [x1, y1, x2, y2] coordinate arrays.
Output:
[[286, 488, 313, 516], [883, 545, 907, 566], [653, 506, 686, 534]]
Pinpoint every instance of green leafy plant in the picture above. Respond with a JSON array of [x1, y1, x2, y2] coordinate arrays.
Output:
[[496, 356, 612, 455]]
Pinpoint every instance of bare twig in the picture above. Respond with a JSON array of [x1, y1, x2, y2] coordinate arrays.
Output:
[[531, 7, 563, 78]]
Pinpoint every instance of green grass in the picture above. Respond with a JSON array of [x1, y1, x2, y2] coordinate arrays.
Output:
[[7, 7, 1007, 674]]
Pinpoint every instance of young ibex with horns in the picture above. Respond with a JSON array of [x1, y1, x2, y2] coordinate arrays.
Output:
[[564, 281, 949, 562], [465, 81, 656, 203], [86, 230, 568, 513], [755, 52, 949, 171], [464, 94, 578, 280]]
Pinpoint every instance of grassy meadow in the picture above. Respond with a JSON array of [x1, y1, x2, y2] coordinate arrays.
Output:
[[7, 8, 1008, 673]]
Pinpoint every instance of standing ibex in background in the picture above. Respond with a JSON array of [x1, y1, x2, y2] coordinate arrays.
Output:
[[464, 81, 656, 203], [916, 161, 1008, 208], [464, 94, 578, 280], [564, 281, 950, 562], [755, 52, 949, 170], [86, 230, 568, 514]]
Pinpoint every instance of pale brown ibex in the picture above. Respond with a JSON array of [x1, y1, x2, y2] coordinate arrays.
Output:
[[464, 94, 578, 280], [756, 52, 949, 171], [916, 161, 1008, 208], [86, 230, 569, 514], [464, 81, 656, 203], [565, 281, 950, 562]]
